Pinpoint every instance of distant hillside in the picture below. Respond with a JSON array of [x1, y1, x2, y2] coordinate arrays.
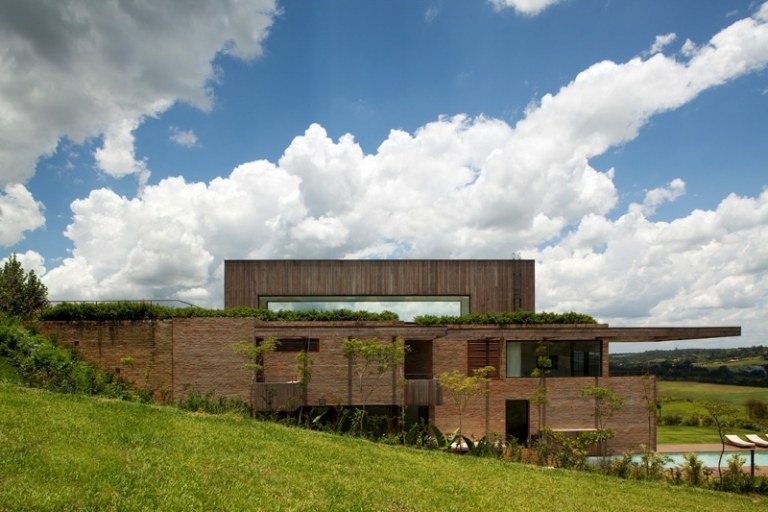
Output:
[[610, 346, 768, 387]]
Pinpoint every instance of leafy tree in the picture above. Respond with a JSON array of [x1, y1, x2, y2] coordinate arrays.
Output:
[[437, 366, 494, 439], [530, 343, 552, 431], [640, 373, 657, 457], [702, 400, 741, 486], [294, 349, 314, 424], [232, 337, 279, 415], [343, 337, 407, 434], [580, 384, 624, 458], [0, 254, 48, 319]]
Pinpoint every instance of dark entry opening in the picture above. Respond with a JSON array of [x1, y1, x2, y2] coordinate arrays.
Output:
[[505, 400, 529, 444], [404, 340, 433, 379]]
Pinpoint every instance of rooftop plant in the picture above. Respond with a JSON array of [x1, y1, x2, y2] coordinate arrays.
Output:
[[39, 302, 597, 325], [38, 302, 400, 322], [413, 311, 597, 325]]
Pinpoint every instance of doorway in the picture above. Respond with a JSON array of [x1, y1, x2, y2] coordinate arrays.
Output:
[[505, 400, 529, 444]]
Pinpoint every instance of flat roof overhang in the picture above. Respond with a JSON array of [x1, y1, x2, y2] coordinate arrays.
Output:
[[251, 321, 740, 343], [449, 324, 741, 343], [443, 325, 741, 342]]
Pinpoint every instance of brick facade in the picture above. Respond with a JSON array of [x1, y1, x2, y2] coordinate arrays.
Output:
[[39, 319, 658, 452]]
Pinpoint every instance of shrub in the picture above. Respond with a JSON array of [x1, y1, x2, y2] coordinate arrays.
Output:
[[177, 390, 251, 416], [660, 414, 683, 426], [746, 398, 768, 421], [682, 414, 702, 427], [0, 316, 133, 399], [607, 450, 637, 479], [678, 453, 706, 486], [413, 311, 597, 325], [39, 302, 400, 322]]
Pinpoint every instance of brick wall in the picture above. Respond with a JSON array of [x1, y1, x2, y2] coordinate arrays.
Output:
[[39, 320, 173, 397], [39, 319, 655, 451]]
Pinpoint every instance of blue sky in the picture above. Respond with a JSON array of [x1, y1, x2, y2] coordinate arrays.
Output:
[[1, 0, 767, 352]]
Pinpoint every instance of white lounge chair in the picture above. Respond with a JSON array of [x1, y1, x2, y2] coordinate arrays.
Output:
[[745, 434, 768, 448], [724, 434, 755, 449]]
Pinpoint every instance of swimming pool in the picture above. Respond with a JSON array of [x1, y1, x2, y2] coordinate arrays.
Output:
[[634, 451, 768, 468]]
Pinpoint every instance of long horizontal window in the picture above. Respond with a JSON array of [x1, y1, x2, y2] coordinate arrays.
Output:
[[506, 341, 601, 378], [261, 295, 468, 320]]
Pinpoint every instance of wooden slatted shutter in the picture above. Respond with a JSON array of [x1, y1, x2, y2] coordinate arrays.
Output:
[[467, 338, 500, 378]]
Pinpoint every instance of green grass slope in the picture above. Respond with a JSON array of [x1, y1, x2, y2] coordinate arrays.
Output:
[[658, 381, 768, 407], [1, 384, 765, 512]]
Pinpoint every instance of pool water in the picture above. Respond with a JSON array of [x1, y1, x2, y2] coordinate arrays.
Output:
[[634, 451, 768, 468]]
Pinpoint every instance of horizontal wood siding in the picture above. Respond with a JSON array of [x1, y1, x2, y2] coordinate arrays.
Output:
[[224, 259, 535, 313]]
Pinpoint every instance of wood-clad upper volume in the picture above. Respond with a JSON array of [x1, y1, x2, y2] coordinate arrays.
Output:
[[224, 259, 535, 313]]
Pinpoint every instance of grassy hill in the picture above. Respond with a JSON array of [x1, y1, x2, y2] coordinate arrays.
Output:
[[1, 384, 765, 512]]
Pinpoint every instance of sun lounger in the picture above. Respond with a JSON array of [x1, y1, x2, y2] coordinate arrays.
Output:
[[745, 434, 768, 448], [724, 434, 755, 449]]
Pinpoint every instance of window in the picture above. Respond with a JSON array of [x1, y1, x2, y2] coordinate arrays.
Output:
[[263, 295, 469, 320], [404, 339, 433, 380], [506, 341, 601, 378], [274, 337, 319, 352], [468, 339, 501, 378]]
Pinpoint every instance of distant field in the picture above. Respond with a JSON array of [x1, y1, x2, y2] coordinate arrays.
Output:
[[656, 381, 767, 444], [1, 384, 764, 511], [696, 357, 767, 369], [657, 381, 767, 416]]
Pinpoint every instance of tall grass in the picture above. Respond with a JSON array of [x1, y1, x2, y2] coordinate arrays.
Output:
[[0, 384, 764, 512]]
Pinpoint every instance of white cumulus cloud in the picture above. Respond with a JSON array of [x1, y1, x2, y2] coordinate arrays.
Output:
[[0, 0, 276, 187], [0, 184, 45, 246], [36, 4, 768, 351], [649, 33, 677, 54], [169, 127, 199, 148], [488, 0, 565, 16]]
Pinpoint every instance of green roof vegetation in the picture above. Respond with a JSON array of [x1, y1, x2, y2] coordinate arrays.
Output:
[[413, 311, 597, 325], [38, 302, 400, 322], [39, 301, 597, 324]]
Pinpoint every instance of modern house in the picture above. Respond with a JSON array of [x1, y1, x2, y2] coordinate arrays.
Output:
[[40, 259, 740, 452]]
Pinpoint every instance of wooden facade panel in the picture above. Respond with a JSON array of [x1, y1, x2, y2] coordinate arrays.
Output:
[[224, 259, 535, 314]]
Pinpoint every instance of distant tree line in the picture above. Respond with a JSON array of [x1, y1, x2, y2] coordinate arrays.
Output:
[[610, 346, 768, 387]]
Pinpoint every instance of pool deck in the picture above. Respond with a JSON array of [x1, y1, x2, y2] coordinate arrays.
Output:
[[658, 443, 724, 453]]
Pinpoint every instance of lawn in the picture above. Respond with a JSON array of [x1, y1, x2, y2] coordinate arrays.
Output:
[[656, 381, 768, 444], [658, 381, 768, 410], [0, 356, 22, 385], [1, 384, 766, 512]]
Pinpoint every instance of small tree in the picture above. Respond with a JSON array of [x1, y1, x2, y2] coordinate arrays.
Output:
[[438, 366, 494, 439], [702, 400, 740, 486], [530, 343, 551, 431], [0, 254, 48, 319], [294, 349, 314, 424], [342, 337, 407, 434], [232, 337, 279, 415], [640, 372, 657, 453], [580, 384, 624, 458]]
